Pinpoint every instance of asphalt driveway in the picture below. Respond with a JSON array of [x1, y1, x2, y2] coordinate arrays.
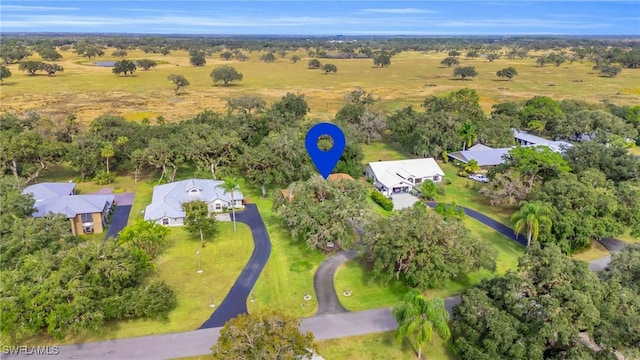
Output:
[[104, 192, 134, 240], [199, 204, 272, 328], [314, 250, 357, 315]]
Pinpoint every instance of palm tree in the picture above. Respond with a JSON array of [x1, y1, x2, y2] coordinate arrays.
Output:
[[511, 200, 553, 247], [220, 178, 240, 232], [392, 291, 451, 360], [457, 122, 478, 150]]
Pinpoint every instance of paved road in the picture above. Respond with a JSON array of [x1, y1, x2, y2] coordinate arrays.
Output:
[[199, 204, 272, 329], [313, 250, 357, 315], [4, 203, 623, 360]]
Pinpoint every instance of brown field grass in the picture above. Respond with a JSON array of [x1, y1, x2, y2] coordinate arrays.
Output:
[[1, 48, 639, 124]]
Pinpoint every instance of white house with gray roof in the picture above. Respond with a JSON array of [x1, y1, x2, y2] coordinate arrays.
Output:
[[22, 182, 114, 236], [144, 179, 244, 226], [365, 158, 444, 197], [449, 130, 574, 168]]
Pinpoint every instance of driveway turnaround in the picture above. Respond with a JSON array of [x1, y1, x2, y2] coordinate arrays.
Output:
[[390, 192, 420, 210], [313, 249, 357, 315], [199, 204, 272, 329]]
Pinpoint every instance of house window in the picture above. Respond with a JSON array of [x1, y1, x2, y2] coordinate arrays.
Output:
[[161, 217, 169, 225], [433, 175, 441, 182], [81, 213, 92, 223], [214, 203, 222, 211], [83, 224, 94, 234], [189, 188, 199, 193]]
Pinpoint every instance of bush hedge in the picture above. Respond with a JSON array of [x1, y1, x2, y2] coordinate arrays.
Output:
[[370, 190, 393, 211]]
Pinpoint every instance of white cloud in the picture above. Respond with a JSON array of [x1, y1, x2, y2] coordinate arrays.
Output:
[[361, 8, 437, 14], [0, 14, 373, 29], [0, 5, 79, 11]]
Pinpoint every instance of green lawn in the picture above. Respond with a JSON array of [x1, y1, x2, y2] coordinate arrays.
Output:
[[334, 216, 524, 312], [241, 178, 327, 318], [317, 331, 454, 360], [437, 162, 514, 225], [22, 222, 254, 345]]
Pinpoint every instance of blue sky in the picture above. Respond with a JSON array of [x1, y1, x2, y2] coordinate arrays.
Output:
[[1, 1, 638, 35]]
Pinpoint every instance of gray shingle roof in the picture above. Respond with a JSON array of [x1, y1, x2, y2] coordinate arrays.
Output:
[[32, 195, 114, 218], [449, 148, 513, 167], [22, 182, 75, 201], [144, 179, 244, 221]]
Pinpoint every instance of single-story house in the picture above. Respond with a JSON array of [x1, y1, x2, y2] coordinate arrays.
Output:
[[144, 179, 244, 226], [512, 129, 573, 152], [365, 158, 444, 197], [22, 182, 114, 236], [448, 143, 513, 168], [449, 130, 574, 168]]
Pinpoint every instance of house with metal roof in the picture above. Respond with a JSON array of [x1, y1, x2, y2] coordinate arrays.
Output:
[[512, 129, 573, 152], [144, 179, 244, 226], [22, 182, 114, 236], [448, 146, 513, 168], [365, 158, 444, 197], [449, 130, 574, 168]]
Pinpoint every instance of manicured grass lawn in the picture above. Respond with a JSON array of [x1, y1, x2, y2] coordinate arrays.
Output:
[[334, 217, 524, 312], [22, 223, 254, 345], [437, 162, 514, 225], [361, 141, 413, 164], [317, 331, 454, 360], [240, 178, 326, 318]]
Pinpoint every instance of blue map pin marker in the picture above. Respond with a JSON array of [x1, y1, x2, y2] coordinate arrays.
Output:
[[305, 123, 346, 179]]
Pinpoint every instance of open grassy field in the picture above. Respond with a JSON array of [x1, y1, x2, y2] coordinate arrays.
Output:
[[2, 49, 638, 124]]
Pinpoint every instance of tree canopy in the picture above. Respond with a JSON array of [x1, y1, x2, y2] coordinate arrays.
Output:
[[211, 65, 243, 86], [168, 74, 190, 95], [212, 311, 316, 360], [274, 175, 368, 251], [453, 66, 477, 80], [182, 200, 218, 247], [452, 244, 639, 359], [496, 67, 518, 81], [361, 203, 497, 288], [112, 59, 136, 76]]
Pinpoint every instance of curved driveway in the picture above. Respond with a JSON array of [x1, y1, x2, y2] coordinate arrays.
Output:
[[199, 204, 271, 329], [314, 250, 357, 315], [7, 203, 625, 360]]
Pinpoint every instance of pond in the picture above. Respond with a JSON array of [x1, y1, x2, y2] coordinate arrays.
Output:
[[93, 61, 138, 67], [93, 61, 117, 67]]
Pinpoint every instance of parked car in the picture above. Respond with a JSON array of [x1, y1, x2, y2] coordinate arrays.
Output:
[[469, 174, 490, 183]]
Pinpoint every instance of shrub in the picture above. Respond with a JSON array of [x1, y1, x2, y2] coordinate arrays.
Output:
[[420, 180, 438, 200], [457, 170, 469, 177], [370, 191, 393, 211], [445, 178, 453, 185], [93, 170, 115, 185]]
